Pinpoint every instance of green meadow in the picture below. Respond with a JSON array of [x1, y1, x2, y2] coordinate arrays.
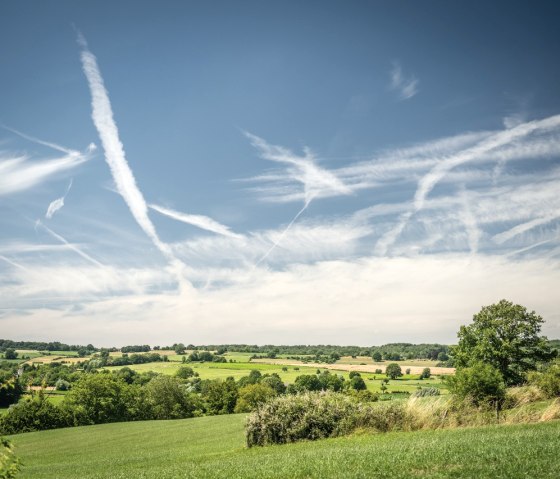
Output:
[[8, 414, 560, 479], [104, 357, 447, 394]]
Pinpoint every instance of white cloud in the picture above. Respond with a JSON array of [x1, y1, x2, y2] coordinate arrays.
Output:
[[389, 61, 419, 100], [79, 35, 183, 274], [1, 254, 558, 345], [149, 204, 242, 238], [0, 152, 85, 196], [45, 179, 73, 219], [375, 114, 560, 255], [35, 220, 104, 268]]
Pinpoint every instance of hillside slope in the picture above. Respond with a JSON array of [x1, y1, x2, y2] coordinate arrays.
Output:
[[8, 415, 560, 479]]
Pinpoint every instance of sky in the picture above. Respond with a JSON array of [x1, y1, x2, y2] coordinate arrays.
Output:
[[1, 1, 559, 347]]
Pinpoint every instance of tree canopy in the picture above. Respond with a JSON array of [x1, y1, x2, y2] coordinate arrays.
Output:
[[453, 299, 555, 385]]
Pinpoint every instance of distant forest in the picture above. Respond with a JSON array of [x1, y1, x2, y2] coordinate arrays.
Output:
[[2, 339, 559, 360]]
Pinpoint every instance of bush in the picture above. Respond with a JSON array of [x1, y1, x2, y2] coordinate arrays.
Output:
[[447, 362, 506, 407], [260, 374, 286, 395], [55, 379, 70, 391], [0, 393, 71, 434], [0, 377, 23, 408], [175, 366, 196, 380], [145, 375, 196, 419], [245, 392, 406, 447], [202, 378, 238, 415], [349, 375, 367, 391], [64, 374, 141, 425], [234, 384, 277, 413], [386, 363, 402, 379], [528, 362, 560, 398], [420, 368, 431, 379], [0, 437, 20, 479], [412, 387, 440, 398]]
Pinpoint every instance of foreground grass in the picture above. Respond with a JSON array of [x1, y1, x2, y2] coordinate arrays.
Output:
[[9, 413, 560, 479]]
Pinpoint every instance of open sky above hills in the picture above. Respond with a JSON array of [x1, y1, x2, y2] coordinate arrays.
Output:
[[1, 1, 559, 346]]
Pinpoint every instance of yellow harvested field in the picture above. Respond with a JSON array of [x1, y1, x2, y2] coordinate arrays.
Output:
[[25, 356, 85, 365], [251, 358, 455, 375]]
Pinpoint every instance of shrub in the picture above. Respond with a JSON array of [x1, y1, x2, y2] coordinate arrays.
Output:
[[0, 437, 20, 479], [0, 393, 71, 434], [412, 387, 440, 398], [0, 377, 23, 408], [420, 368, 431, 379], [349, 375, 367, 391], [234, 384, 277, 413], [386, 363, 402, 379], [446, 362, 506, 407], [145, 375, 196, 419], [64, 374, 141, 425], [175, 366, 196, 380], [293, 374, 322, 392], [202, 378, 238, 415], [260, 374, 286, 395], [528, 362, 560, 398], [55, 379, 70, 391], [245, 392, 406, 447]]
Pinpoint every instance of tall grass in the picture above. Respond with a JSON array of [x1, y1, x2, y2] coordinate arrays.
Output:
[[246, 390, 560, 447]]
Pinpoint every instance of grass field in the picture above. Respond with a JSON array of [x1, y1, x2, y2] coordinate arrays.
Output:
[[8, 414, 560, 478], [104, 360, 445, 394]]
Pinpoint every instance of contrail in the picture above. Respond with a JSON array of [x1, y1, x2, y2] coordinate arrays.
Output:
[[78, 33, 179, 266], [246, 133, 350, 265], [149, 204, 243, 239], [2, 125, 78, 155], [255, 198, 312, 267], [0, 255, 29, 271], [46, 179, 73, 219], [376, 114, 560, 255], [35, 220, 104, 268]]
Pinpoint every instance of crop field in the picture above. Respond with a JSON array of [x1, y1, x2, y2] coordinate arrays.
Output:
[[8, 414, 560, 479], [104, 359, 446, 394]]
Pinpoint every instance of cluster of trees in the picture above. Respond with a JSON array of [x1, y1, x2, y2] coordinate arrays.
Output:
[[185, 344, 451, 360], [0, 363, 384, 435], [85, 351, 167, 370], [447, 300, 557, 407], [186, 351, 226, 363], [120, 345, 151, 353], [371, 345, 449, 362], [0, 340, 95, 353]]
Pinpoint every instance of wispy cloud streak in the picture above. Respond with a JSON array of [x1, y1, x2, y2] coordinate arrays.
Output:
[[376, 114, 560, 254], [255, 200, 311, 267], [149, 204, 242, 238], [78, 33, 180, 268], [246, 133, 351, 264], [35, 220, 104, 268], [389, 61, 419, 100], [0, 127, 91, 196], [46, 179, 73, 219]]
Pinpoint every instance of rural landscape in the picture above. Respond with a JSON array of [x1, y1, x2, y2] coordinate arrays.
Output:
[[1, 300, 560, 478], [1, 1, 560, 478]]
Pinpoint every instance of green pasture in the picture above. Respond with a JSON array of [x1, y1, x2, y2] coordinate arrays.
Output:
[[105, 359, 446, 394], [9, 413, 560, 479]]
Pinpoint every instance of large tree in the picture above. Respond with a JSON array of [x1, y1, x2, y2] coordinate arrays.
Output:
[[453, 300, 555, 385]]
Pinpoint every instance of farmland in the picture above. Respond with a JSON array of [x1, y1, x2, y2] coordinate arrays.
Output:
[[103, 352, 448, 394], [8, 413, 560, 479]]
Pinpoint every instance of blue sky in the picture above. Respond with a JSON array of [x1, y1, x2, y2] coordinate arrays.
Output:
[[1, 1, 559, 346]]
